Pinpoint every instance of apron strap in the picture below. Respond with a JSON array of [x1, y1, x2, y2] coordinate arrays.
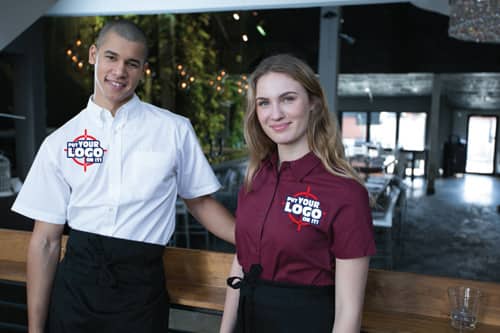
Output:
[[227, 264, 262, 333]]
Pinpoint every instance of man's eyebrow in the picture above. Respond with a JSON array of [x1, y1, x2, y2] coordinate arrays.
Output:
[[103, 50, 118, 57], [103, 50, 142, 65]]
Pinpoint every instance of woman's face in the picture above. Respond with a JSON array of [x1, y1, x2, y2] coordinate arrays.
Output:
[[255, 72, 314, 155]]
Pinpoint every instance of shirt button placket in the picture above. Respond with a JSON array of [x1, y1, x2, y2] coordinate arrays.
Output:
[[109, 125, 122, 228]]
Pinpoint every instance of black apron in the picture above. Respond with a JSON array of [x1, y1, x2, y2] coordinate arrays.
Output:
[[228, 264, 335, 333], [47, 229, 169, 333]]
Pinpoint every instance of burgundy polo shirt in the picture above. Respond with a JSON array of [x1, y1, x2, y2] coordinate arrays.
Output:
[[235, 152, 376, 286]]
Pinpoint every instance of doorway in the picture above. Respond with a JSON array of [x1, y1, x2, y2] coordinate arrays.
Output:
[[465, 115, 497, 174]]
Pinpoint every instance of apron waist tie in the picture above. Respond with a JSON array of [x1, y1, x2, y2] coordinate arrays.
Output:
[[227, 264, 262, 333]]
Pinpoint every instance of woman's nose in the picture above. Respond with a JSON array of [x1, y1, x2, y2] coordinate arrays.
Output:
[[269, 102, 284, 120]]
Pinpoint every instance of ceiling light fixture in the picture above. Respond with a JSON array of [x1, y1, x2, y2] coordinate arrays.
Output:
[[449, 0, 500, 43]]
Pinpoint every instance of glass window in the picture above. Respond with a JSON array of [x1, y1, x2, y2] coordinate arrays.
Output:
[[369, 112, 396, 149], [398, 112, 427, 151], [341, 112, 367, 157]]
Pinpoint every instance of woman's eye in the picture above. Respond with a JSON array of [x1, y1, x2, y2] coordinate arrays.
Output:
[[257, 100, 269, 107]]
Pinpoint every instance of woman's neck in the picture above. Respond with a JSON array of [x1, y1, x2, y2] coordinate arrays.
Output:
[[277, 144, 310, 166]]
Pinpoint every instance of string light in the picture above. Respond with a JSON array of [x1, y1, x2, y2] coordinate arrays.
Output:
[[77, 61, 84, 69], [233, 13, 240, 21], [76, 39, 82, 47], [173, 64, 248, 96], [66, 49, 73, 56], [71, 55, 78, 63], [145, 68, 152, 76], [256, 25, 267, 37], [242, 34, 249, 42]]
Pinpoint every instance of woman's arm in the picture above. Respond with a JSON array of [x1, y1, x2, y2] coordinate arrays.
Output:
[[220, 255, 243, 333], [332, 256, 370, 333], [27, 221, 65, 333]]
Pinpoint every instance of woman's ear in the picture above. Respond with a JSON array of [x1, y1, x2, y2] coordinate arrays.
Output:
[[310, 96, 321, 113]]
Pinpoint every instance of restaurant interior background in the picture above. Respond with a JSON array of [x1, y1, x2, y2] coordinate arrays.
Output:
[[1, 2, 500, 285]]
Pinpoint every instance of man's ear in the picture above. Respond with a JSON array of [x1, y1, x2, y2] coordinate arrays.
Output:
[[141, 62, 148, 80], [88, 44, 98, 65]]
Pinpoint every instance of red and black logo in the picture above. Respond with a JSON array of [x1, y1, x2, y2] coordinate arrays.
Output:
[[64, 129, 107, 172], [283, 186, 324, 231]]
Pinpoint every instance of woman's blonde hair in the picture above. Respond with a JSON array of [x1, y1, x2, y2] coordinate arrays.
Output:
[[243, 54, 363, 189]]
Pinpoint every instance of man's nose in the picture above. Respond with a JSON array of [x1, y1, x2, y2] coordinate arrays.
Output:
[[112, 61, 127, 76]]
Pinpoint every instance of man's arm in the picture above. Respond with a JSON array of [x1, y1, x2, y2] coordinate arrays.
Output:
[[183, 195, 235, 244], [27, 221, 65, 333]]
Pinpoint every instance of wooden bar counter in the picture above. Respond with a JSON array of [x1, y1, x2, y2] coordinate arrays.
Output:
[[1, 228, 500, 332]]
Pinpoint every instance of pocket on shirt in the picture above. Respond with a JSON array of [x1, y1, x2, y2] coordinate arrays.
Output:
[[126, 151, 174, 200]]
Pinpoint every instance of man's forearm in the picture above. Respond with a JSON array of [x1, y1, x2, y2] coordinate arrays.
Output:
[[27, 233, 61, 332], [184, 196, 235, 244]]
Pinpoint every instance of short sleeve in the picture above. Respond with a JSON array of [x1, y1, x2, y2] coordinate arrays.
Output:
[[330, 184, 376, 259], [176, 120, 221, 199], [11, 139, 70, 224]]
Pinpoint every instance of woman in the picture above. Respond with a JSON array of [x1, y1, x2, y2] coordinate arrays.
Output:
[[220, 54, 376, 333]]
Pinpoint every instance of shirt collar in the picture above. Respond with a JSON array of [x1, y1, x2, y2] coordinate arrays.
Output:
[[265, 151, 322, 181], [85, 94, 141, 128]]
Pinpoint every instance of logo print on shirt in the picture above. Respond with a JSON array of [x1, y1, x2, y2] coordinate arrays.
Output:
[[64, 129, 107, 172], [283, 185, 324, 231]]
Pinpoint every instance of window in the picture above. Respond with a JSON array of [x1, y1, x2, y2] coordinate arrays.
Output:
[[369, 112, 397, 149], [398, 112, 427, 151], [341, 112, 367, 156]]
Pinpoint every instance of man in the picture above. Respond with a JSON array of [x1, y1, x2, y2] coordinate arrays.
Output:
[[12, 19, 234, 333]]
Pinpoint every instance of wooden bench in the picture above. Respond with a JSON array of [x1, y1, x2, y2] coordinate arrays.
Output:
[[1, 228, 500, 332]]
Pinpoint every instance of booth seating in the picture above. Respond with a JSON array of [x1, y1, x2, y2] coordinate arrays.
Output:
[[1, 228, 500, 332]]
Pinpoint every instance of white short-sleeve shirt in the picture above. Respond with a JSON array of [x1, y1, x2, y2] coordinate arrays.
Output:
[[12, 95, 221, 245]]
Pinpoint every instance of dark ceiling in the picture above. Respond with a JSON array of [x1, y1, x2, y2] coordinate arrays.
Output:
[[340, 3, 500, 74], [224, 3, 500, 109]]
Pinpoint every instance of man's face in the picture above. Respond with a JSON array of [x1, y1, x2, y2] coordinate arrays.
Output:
[[88, 31, 146, 114]]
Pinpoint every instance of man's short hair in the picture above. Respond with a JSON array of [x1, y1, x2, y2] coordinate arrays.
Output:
[[96, 19, 148, 60]]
